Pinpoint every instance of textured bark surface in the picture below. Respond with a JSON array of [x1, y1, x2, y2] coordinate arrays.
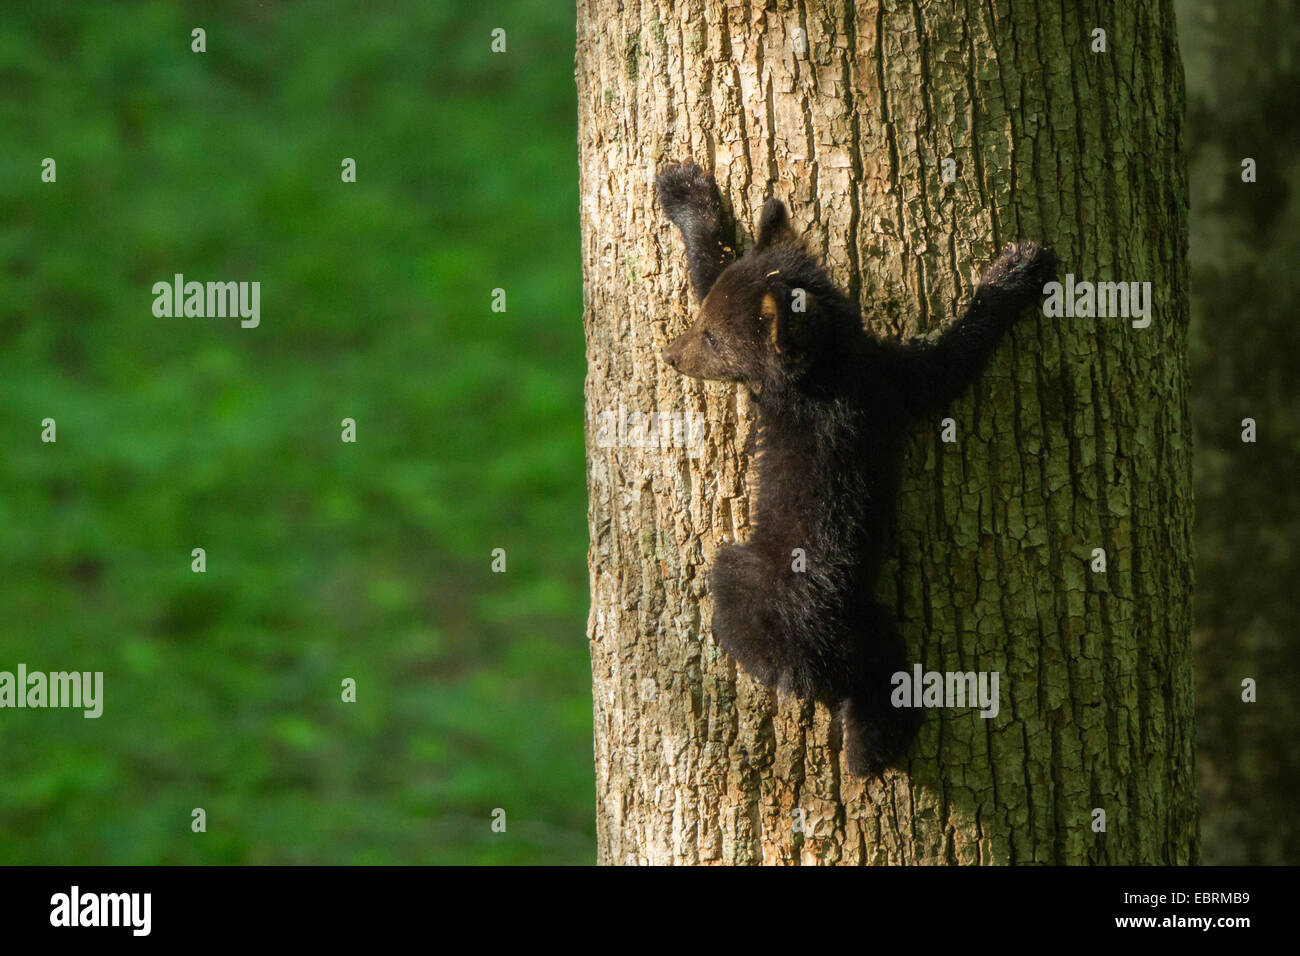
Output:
[[578, 0, 1196, 864]]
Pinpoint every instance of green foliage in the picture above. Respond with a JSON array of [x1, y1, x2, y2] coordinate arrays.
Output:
[[0, 1, 591, 863]]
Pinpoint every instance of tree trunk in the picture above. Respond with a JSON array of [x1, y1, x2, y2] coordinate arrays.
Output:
[[578, 0, 1196, 864]]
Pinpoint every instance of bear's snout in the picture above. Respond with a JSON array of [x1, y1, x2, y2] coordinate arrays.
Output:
[[662, 337, 681, 368]]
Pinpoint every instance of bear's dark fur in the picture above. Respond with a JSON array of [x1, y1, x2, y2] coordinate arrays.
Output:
[[656, 160, 1055, 777]]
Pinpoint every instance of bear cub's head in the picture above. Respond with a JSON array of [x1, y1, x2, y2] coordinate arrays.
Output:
[[663, 198, 855, 386]]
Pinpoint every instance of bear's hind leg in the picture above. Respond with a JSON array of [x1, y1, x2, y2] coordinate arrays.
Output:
[[840, 602, 921, 778], [709, 543, 791, 687]]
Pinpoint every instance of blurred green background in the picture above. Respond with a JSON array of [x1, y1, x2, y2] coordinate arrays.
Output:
[[0, 1, 591, 863]]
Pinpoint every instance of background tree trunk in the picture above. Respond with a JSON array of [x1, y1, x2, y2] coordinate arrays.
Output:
[[578, 0, 1196, 864], [1180, 0, 1300, 865]]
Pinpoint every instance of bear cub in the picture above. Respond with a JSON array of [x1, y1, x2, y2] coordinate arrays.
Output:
[[656, 160, 1055, 777]]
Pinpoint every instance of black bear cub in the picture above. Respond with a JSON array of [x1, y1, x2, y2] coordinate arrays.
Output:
[[656, 160, 1055, 778]]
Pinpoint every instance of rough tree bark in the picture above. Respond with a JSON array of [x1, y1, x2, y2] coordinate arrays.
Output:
[[578, 0, 1196, 864]]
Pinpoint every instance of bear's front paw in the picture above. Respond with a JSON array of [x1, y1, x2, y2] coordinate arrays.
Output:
[[980, 241, 1058, 296], [655, 160, 722, 225]]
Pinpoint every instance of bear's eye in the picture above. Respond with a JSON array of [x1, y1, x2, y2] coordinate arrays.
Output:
[[703, 331, 717, 348]]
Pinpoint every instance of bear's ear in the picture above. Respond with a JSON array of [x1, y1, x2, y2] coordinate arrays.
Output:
[[760, 291, 783, 352], [755, 198, 797, 250], [761, 285, 817, 364]]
